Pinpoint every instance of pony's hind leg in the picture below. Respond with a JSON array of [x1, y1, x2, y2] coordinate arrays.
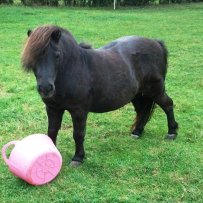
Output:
[[131, 94, 155, 138], [154, 92, 178, 139]]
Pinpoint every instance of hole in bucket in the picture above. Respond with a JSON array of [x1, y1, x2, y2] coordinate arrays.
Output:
[[5, 144, 15, 159]]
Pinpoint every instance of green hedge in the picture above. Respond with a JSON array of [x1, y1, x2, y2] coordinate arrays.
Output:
[[0, 0, 203, 6], [20, 0, 59, 6], [0, 0, 13, 4]]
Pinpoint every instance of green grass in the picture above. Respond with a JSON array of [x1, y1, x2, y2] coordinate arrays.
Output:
[[0, 3, 203, 202]]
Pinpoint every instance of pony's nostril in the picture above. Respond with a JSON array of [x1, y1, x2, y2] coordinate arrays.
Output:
[[48, 84, 53, 91], [38, 84, 54, 96], [38, 85, 43, 92]]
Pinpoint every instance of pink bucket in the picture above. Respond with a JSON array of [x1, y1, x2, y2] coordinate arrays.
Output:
[[2, 134, 62, 185]]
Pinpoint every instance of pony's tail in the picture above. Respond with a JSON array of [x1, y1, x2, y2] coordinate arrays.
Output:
[[131, 98, 156, 132], [156, 39, 168, 79], [79, 42, 92, 49]]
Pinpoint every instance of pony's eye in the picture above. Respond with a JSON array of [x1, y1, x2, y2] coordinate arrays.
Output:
[[33, 67, 37, 75], [55, 51, 60, 60]]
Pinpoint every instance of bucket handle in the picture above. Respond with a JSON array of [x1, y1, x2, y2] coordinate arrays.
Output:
[[2, 141, 19, 166]]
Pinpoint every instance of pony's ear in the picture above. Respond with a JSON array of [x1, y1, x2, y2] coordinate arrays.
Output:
[[51, 29, 61, 43], [27, 29, 32, 37]]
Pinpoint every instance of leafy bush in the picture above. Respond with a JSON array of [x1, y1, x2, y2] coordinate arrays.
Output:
[[0, 0, 13, 4], [12, 0, 203, 6], [121, 0, 150, 6], [21, 0, 59, 6]]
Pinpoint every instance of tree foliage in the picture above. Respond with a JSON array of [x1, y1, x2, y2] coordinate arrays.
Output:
[[0, 0, 13, 4], [0, 0, 203, 6]]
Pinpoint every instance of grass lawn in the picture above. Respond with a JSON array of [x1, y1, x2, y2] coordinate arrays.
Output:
[[0, 3, 203, 202]]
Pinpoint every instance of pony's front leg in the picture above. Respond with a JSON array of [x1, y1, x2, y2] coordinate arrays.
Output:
[[46, 105, 64, 145], [70, 109, 88, 166]]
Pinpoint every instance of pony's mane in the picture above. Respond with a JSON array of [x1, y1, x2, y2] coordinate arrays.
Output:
[[21, 25, 61, 71]]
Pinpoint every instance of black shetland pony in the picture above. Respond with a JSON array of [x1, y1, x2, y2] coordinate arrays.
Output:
[[22, 25, 178, 166]]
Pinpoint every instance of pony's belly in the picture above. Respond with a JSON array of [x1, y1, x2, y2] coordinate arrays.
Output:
[[89, 94, 134, 113], [89, 82, 138, 113], [90, 102, 127, 113]]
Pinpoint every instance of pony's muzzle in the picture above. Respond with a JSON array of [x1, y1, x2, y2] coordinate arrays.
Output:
[[37, 84, 55, 98]]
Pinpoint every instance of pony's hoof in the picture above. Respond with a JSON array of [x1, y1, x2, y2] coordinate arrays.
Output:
[[70, 160, 82, 167], [131, 134, 140, 139], [165, 134, 177, 140]]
